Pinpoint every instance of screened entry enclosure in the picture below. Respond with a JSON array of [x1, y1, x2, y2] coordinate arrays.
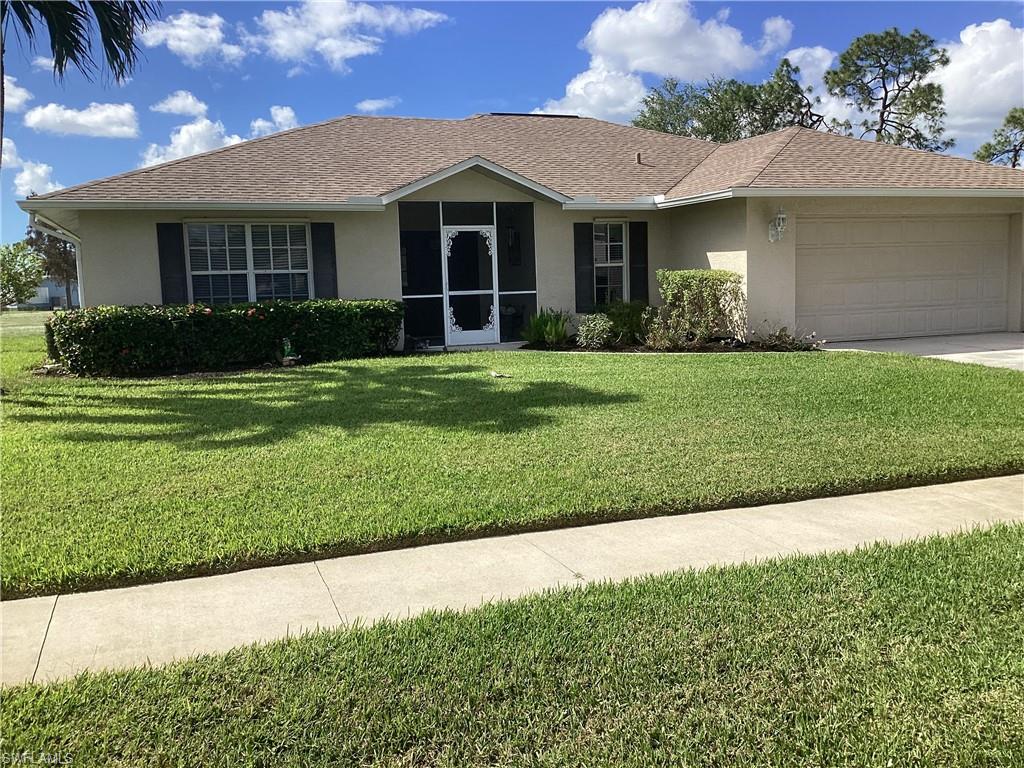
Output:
[[400, 202, 537, 346]]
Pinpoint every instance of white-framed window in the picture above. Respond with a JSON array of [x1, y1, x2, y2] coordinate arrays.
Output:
[[185, 222, 313, 304], [593, 221, 627, 305]]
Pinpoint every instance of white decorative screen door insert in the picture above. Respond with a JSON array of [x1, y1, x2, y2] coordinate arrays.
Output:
[[441, 225, 499, 345]]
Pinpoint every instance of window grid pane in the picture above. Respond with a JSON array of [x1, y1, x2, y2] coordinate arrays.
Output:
[[593, 222, 627, 304], [595, 265, 624, 305], [187, 223, 312, 305]]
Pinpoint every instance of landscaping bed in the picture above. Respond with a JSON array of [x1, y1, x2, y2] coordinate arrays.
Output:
[[2, 331, 1022, 597], [3, 526, 1022, 766]]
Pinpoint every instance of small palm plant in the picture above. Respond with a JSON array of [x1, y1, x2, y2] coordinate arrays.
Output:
[[522, 308, 571, 349]]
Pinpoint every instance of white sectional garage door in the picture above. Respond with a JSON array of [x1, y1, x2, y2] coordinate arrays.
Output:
[[796, 215, 1009, 341]]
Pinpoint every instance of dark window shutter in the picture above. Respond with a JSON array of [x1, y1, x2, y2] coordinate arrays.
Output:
[[310, 222, 338, 299], [156, 223, 188, 305], [574, 222, 595, 313], [628, 221, 648, 304]]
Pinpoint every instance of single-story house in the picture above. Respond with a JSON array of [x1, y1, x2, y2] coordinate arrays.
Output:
[[19, 113, 1024, 345]]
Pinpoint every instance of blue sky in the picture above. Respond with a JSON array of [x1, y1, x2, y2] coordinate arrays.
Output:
[[2, 0, 1022, 242]]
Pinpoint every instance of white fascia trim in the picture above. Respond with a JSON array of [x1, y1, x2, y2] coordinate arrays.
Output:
[[733, 187, 1024, 198], [562, 201, 659, 211], [380, 156, 573, 205], [18, 200, 387, 212], [654, 189, 734, 209]]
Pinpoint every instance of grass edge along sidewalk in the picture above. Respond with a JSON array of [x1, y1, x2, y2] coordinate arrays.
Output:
[[2, 524, 1022, 767]]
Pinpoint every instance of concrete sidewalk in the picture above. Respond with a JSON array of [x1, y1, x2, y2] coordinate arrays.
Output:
[[3, 475, 1021, 686]]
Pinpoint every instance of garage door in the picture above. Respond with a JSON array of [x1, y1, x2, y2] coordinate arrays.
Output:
[[796, 215, 1009, 340]]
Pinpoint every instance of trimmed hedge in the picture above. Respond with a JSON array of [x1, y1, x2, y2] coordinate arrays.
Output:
[[47, 299, 404, 376]]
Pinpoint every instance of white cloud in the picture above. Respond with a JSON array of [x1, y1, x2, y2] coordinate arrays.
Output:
[[355, 96, 401, 114], [246, 0, 447, 73], [759, 17, 794, 56], [151, 90, 208, 117], [140, 118, 243, 167], [931, 19, 1024, 151], [3, 75, 33, 112], [1, 138, 63, 196], [2, 137, 20, 167], [14, 160, 62, 196], [141, 11, 246, 66], [249, 105, 299, 137], [537, 0, 794, 121], [537, 65, 648, 121], [23, 102, 138, 138], [31, 56, 54, 71]]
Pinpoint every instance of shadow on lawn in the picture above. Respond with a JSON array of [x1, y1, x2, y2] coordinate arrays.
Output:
[[9, 362, 638, 448]]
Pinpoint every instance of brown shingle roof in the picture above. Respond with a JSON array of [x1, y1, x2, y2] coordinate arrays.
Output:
[[33, 114, 716, 205], [30, 117, 1024, 207], [747, 127, 1024, 190]]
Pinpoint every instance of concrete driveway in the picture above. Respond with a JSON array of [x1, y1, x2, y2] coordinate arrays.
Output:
[[825, 332, 1024, 371]]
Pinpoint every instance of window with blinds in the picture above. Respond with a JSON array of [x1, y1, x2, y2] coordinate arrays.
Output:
[[185, 223, 312, 304], [593, 222, 626, 305]]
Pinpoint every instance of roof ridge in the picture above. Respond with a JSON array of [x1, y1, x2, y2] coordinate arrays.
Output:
[[30, 113, 361, 201], [743, 126, 803, 188], [662, 141, 726, 196]]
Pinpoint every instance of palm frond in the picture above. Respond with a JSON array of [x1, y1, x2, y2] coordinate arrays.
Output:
[[2, 1, 161, 82]]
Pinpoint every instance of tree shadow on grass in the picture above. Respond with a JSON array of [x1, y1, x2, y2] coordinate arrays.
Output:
[[9, 362, 638, 449]]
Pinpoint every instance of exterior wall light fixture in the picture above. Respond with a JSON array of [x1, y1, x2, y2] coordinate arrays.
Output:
[[768, 207, 788, 243]]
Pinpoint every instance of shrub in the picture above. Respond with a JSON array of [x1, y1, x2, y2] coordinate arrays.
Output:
[[642, 269, 746, 349], [576, 313, 614, 350], [46, 299, 404, 377], [597, 300, 648, 346], [522, 308, 571, 348], [753, 324, 824, 351]]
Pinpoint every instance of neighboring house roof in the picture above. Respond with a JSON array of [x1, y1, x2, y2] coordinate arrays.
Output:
[[22, 115, 1024, 212]]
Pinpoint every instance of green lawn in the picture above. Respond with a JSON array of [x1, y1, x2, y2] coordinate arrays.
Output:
[[0, 310, 52, 335], [2, 333, 1022, 597], [3, 526, 1021, 767], [0, 312, 51, 391]]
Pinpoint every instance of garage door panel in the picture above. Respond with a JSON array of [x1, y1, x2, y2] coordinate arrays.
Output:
[[981, 277, 1006, 301], [904, 280, 930, 303], [797, 219, 847, 246], [796, 215, 1009, 340], [903, 310, 929, 335], [982, 306, 1006, 330], [956, 278, 979, 301], [930, 279, 957, 302], [929, 309, 954, 333], [850, 219, 902, 244], [906, 245, 957, 273], [875, 281, 904, 304]]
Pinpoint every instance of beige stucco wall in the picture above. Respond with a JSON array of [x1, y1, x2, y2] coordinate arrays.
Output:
[[331, 207, 402, 300], [77, 210, 163, 305], [666, 198, 748, 302]]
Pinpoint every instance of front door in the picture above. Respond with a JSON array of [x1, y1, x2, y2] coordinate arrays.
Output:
[[442, 226, 499, 345]]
